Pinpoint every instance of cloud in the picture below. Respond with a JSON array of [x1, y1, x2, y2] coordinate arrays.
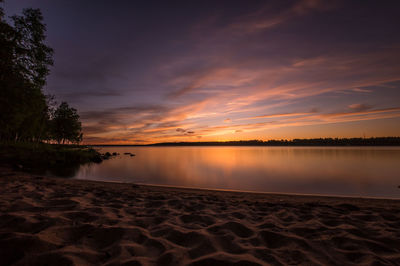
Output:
[[321, 107, 400, 119], [167, 85, 196, 99], [82, 104, 400, 144], [80, 98, 212, 143], [68, 1, 400, 144], [81, 45, 400, 144], [240, 111, 317, 121], [160, 44, 400, 119], [60, 89, 122, 99], [175, 127, 196, 135], [80, 105, 168, 129], [352, 87, 373, 93], [193, 107, 400, 137], [348, 103, 373, 112], [227, 0, 335, 35]]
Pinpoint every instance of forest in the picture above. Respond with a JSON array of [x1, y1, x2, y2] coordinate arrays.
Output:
[[145, 137, 400, 146]]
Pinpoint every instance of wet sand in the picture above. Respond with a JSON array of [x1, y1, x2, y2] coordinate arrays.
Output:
[[0, 168, 399, 265]]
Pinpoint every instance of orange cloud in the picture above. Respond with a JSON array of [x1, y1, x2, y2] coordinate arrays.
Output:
[[80, 2, 400, 144]]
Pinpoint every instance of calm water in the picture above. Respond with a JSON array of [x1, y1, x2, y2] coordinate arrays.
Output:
[[73, 146, 400, 198]]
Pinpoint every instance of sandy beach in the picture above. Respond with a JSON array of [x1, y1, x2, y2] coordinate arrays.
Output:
[[1, 168, 399, 266]]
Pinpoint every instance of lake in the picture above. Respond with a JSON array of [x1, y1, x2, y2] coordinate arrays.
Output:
[[72, 146, 400, 199]]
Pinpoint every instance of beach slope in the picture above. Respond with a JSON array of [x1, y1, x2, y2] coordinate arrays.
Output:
[[0, 169, 399, 265]]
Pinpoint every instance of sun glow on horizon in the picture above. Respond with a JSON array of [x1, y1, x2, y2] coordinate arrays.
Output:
[[6, 0, 399, 145]]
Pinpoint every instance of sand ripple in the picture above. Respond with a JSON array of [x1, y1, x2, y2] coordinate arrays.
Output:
[[0, 170, 400, 265]]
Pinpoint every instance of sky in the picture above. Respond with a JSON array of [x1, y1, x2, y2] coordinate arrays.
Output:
[[4, 0, 400, 144]]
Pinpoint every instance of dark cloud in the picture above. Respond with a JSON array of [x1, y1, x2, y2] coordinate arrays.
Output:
[[176, 128, 195, 135], [61, 90, 122, 99], [167, 85, 196, 99], [80, 105, 167, 120]]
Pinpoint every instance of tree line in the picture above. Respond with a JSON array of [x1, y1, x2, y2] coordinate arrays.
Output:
[[147, 137, 400, 146], [0, 2, 82, 145]]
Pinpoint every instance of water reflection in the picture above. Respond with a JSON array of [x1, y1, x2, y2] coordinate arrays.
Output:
[[74, 147, 400, 198]]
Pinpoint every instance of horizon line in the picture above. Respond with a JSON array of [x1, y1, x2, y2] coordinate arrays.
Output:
[[84, 136, 400, 146]]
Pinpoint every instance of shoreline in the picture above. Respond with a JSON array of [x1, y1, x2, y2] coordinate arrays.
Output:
[[126, 182, 400, 201], [1, 168, 400, 265], [67, 175, 400, 201]]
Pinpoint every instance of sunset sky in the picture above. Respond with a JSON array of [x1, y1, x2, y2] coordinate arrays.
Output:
[[4, 0, 400, 144]]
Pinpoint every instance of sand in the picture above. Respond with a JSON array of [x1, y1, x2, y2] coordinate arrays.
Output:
[[0, 168, 399, 265]]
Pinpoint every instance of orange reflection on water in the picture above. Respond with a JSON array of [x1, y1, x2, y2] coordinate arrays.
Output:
[[75, 147, 400, 198]]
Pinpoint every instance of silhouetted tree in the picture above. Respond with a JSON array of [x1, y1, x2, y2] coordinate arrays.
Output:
[[51, 102, 82, 144], [11, 8, 53, 89], [0, 4, 53, 143]]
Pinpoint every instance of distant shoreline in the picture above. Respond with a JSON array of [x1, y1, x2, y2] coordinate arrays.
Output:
[[87, 137, 400, 147]]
